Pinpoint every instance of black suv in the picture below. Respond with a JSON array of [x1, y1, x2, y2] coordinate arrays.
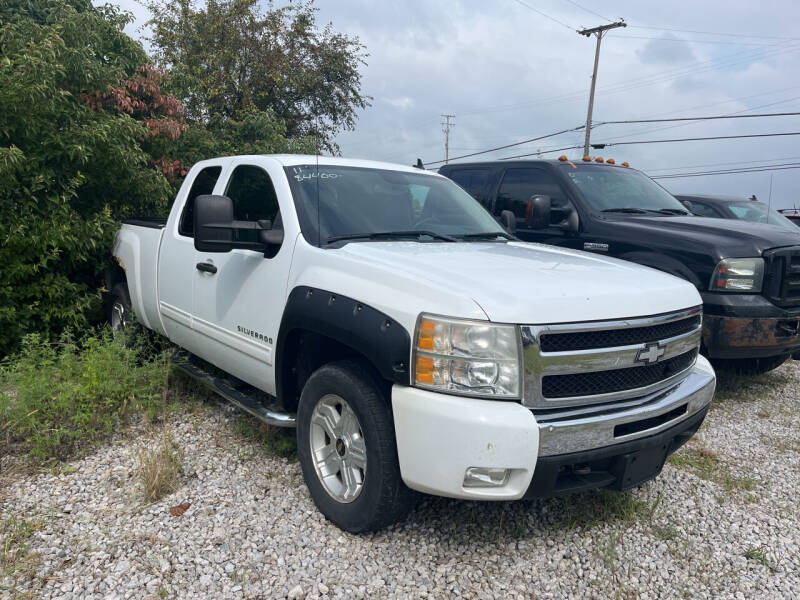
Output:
[[439, 158, 800, 374]]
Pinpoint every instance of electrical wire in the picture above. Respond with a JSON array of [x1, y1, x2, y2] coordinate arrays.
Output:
[[597, 112, 800, 125], [591, 131, 800, 149], [509, 0, 574, 30], [424, 125, 585, 166], [652, 163, 800, 179], [558, 0, 611, 22], [628, 25, 800, 42], [607, 34, 775, 46]]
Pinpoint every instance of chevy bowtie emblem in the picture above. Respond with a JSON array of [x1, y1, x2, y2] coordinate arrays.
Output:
[[636, 342, 666, 365]]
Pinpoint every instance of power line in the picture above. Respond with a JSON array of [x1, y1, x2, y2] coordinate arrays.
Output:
[[652, 163, 800, 179], [509, 0, 574, 30], [648, 155, 800, 173], [608, 34, 775, 46], [597, 111, 800, 125], [559, 0, 611, 22], [498, 131, 800, 160], [628, 25, 800, 42], [425, 125, 585, 166]]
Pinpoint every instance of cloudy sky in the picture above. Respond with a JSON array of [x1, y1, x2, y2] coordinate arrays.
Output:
[[113, 0, 800, 209]]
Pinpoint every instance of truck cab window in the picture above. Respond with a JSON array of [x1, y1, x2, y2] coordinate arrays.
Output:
[[687, 201, 721, 218], [225, 165, 281, 243], [496, 168, 570, 226], [448, 169, 490, 207], [178, 166, 222, 236]]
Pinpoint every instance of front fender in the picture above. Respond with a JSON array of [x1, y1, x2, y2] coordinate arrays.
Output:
[[617, 251, 703, 289], [275, 286, 412, 399]]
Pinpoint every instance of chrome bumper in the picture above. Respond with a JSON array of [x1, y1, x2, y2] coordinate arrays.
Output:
[[536, 355, 715, 457]]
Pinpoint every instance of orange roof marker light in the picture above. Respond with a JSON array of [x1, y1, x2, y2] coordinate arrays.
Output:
[[606, 158, 615, 164], [558, 155, 568, 161], [595, 157, 604, 163], [582, 155, 592, 162], [621, 161, 630, 167]]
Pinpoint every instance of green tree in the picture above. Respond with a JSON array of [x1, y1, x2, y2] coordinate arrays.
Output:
[[0, 0, 181, 354], [145, 0, 370, 152]]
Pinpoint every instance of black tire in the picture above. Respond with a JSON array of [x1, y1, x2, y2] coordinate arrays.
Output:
[[711, 354, 789, 376], [296, 359, 417, 533], [109, 282, 142, 345]]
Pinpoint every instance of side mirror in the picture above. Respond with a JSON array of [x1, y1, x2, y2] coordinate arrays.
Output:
[[500, 210, 517, 234], [526, 195, 551, 229], [195, 194, 233, 252], [680, 200, 694, 212]]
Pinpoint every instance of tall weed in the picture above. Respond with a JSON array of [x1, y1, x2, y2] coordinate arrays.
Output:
[[0, 330, 170, 459]]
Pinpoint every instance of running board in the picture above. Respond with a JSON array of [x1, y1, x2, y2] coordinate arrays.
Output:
[[172, 352, 296, 427]]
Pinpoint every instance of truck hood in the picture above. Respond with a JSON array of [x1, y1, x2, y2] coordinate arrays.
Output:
[[334, 241, 701, 325], [600, 214, 800, 257]]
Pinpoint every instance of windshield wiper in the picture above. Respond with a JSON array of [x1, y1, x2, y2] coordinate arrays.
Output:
[[327, 230, 458, 244], [600, 207, 648, 214], [458, 231, 516, 241], [653, 208, 690, 215]]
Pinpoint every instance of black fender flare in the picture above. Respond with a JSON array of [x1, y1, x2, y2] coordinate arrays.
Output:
[[617, 251, 703, 289], [275, 286, 412, 401]]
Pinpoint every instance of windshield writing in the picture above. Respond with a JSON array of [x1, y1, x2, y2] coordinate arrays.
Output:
[[286, 165, 506, 245]]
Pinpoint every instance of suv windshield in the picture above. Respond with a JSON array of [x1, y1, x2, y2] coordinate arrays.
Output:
[[563, 165, 689, 214], [285, 165, 508, 245], [727, 202, 798, 230]]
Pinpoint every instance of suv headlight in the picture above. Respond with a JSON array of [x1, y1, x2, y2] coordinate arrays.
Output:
[[710, 258, 765, 292], [412, 314, 522, 398]]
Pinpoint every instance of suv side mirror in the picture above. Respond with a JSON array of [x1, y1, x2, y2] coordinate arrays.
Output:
[[500, 210, 517, 234], [526, 195, 551, 229], [195, 194, 233, 252]]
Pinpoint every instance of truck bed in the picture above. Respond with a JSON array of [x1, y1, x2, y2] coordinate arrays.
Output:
[[122, 217, 167, 229]]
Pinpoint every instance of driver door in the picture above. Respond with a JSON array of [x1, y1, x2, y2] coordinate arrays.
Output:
[[493, 168, 583, 251], [191, 161, 294, 393]]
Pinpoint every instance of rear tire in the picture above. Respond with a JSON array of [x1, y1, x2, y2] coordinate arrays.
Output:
[[711, 354, 789, 376], [109, 282, 143, 345], [296, 360, 416, 533]]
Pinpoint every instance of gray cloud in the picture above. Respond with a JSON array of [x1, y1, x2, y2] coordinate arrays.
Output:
[[105, 0, 800, 209]]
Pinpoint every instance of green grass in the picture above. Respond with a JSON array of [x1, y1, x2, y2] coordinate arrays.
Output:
[[0, 513, 41, 577], [0, 330, 174, 460], [744, 545, 771, 569], [559, 488, 656, 530], [233, 417, 298, 460], [652, 523, 680, 541], [668, 443, 759, 500]]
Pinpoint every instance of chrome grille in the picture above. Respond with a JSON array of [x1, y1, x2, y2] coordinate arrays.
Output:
[[522, 308, 702, 410], [541, 349, 698, 399]]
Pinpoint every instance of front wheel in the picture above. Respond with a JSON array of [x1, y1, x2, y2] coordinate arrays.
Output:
[[711, 354, 789, 376], [296, 360, 416, 533]]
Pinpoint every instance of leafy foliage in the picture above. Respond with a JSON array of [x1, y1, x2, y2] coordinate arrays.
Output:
[[145, 0, 370, 151], [0, 0, 181, 354], [0, 331, 170, 459]]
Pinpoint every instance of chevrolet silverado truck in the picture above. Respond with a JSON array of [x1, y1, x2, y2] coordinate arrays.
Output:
[[110, 155, 716, 532], [439, 158, 800, 375]]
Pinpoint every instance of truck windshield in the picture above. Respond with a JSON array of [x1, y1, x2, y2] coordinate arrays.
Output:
[[285, 165, 508, 245], [726, 202, 798, 230], [563, 165, 689, 214]]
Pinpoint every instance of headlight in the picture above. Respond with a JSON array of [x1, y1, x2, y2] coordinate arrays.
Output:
[[412, 314, 521, 398], [709, 258, 764, 292]]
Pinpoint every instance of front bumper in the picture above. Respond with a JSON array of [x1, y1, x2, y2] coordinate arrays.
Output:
[[701, 292, 800, 359], [391, 355, 716, 500]]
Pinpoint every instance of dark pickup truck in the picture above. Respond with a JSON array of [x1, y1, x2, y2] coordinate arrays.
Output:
[[439, 158, 800, 374]]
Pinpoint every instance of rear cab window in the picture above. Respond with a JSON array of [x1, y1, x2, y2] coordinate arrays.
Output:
[[179, 166, 223, 237]]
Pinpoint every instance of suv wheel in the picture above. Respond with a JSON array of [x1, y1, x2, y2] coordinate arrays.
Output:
[[296, 360, 416, 532]]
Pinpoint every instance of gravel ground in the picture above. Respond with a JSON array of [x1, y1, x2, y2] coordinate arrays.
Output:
[[1, 362, 799, 600]]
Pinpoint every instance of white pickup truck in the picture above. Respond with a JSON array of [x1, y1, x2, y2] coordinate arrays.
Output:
[[111, 154, 716, 532]]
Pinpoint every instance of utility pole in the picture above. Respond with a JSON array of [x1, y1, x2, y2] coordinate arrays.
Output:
[[579, 20, 626, 157], [441, 114, 455, 164]]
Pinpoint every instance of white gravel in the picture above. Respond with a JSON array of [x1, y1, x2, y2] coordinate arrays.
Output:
[[1, 362, 799, 599]]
